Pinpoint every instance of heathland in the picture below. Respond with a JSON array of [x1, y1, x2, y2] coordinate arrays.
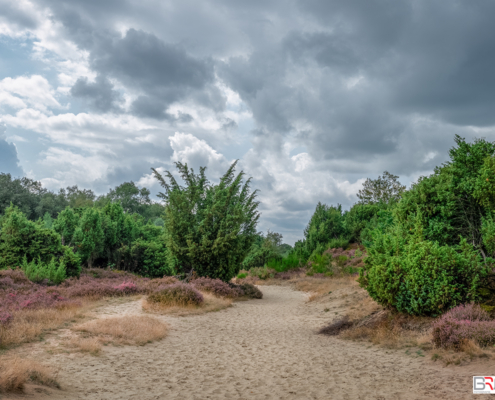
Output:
[[2, 135, 495, 398]]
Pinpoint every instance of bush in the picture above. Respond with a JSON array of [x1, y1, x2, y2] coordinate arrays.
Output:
[[327, 237, 349, 250], [237, 283, 263, 299], [236, 272, 247, 279], [147, 283, 204, 306], [265, 253, 301, 272], [360, 227, 486, 315], [248, 266, 275, 280], [192, 277, 243, 298], [432, 304, 495, 348], [21, 256, 66, 285]]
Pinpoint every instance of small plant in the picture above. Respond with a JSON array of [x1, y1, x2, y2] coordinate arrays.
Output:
[[249, 266, 275, 280], [237, 283, 263, 299], [192, 277, 243, 298], [236, 272, 248, 279], [147, 283, 204, 307], [432, 304, 495, 349], [431, 353, 441, 361]]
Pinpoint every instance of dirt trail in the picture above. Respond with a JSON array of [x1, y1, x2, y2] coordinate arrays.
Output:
[[14, 285, 491, 399]]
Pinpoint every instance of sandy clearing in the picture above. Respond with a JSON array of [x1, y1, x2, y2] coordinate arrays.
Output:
[[8, 285, 492, 400]]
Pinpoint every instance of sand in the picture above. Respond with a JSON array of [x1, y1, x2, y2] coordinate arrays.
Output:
[[8, 285, 492, 399]]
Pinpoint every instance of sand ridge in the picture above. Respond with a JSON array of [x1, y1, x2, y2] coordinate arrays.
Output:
[[11, 285, 492, 399]]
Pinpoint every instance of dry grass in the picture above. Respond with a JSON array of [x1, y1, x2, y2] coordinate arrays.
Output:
[[74, 315, 168, 346], [341, 311, 433, 349], [142, 292, 233, 316], [293, 275, 358, 302], [0, 305, 84, 348], [67, 336, 102, 355], [0, 356, 59, 393], [430, 339, 493, 366]]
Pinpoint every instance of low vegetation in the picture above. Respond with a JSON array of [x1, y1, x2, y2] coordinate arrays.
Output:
[[74, 315, 168, 346], [0, 356, 59, 393]]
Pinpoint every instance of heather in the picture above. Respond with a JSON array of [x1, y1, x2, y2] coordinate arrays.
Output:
[[147, 282, 204, 306], [432, 304, 495, 349], [192, 277, 244, 298]]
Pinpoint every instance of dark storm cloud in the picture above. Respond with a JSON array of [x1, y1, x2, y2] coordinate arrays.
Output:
[[53, 5, 225, 119], [70, 75, 124, 113]]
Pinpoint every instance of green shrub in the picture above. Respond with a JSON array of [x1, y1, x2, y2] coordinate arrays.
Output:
[[21, 256, 67, 285], [308, 253, 332, 274], [327, 237, 349, 250], [265, 253, 301, 272], [248, 266, 275, 280], [236, 272, 248, 279], [360, 229, 486, 315]]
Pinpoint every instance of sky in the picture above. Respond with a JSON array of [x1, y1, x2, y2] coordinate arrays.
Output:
[[1, 0, 495, 244]]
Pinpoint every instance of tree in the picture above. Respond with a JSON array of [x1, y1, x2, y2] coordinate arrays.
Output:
[[96, 181, 165, 220], [0, 205, 80, 277], [152, 161, 260, 281], [304, 202, 345, 256], [53, 207, 80, 247], [357, 171, 405, 204], [73, 208, 104, 268]]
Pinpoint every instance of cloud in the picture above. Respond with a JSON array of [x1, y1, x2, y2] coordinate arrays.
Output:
[[4, 0, 495, 244], [0, 124, 23, 176], [170, 132, 231, 176], [0, 75, 62, 112], [70, 75, 124, 113]]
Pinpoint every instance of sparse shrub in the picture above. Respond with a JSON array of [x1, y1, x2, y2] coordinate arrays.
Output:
[[238, 283, 263, 299], [147, 283, 204, 306], [319, 316, 353, 336], [0, 357, 59, 393], [249, 266, 275, 280], [432, 304, 495, 349], [192, 277, 243, 298]]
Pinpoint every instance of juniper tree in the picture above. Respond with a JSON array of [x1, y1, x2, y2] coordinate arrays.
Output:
[[152, 161, 260, 281]]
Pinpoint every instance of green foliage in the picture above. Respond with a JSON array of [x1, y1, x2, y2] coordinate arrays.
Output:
[[360, 211, 487, 315], [43, 212, 53, 229], [236, 272, 248, 279], [73, 208, 104, 268], [248, 266, 275, 280], [343, 202, 387, 243], [241, 230, 291, 270], [96, 181, 165, 220], [327, 237, 349, 250], [308, 253, 332, 275], [304, 203, 345, 256], [357, 171, 405, 204], [22, 255, 66, 285], [0, 205, 80, 277], [265, 253, 301, 272], [153, 161, 259, 281]]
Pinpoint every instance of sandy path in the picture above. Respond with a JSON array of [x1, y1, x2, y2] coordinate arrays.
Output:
[[21, 286, 490, 399]]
